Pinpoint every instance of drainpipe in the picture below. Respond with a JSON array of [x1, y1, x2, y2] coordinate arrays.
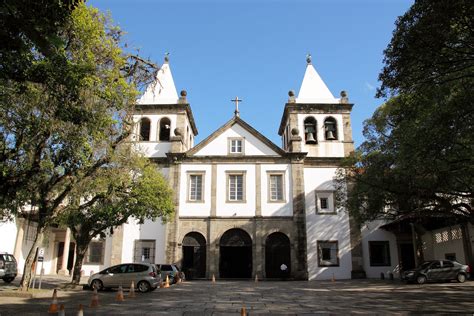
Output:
[[410, 223, 418, 267]]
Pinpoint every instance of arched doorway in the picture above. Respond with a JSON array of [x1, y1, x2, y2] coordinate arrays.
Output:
[[265, 232, 291, 278], [219, 229, 252, 278], [182, 232, 206, 279]]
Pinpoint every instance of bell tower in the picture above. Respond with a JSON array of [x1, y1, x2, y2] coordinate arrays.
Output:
[[278, 54, 354, 157], [133, 55, 198, 157]]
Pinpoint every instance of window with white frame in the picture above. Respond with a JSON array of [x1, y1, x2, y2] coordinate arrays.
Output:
[[228, 138, 244, 154], [227, 172, 245, 202], [315, 191, 335, 214], [268, 172, 285, 202], [188, 172, 204, 202], [134, 240, 155, 263], [317, 240, 339, 266]]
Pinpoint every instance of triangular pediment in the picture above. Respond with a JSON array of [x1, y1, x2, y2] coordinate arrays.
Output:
[[188, 117, 285, 157]]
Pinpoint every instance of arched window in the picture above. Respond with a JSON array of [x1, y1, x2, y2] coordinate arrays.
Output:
[[304, 117, 317, 144], [324, 117, 338, 140], [159, 117, 171, 141], [139, 118, 151, 141]]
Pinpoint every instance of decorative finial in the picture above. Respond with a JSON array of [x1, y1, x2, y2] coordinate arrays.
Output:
[[340, 90, 349, 103], [164, 52, 170, 63], [288, 90, 295, 97], [306, 53, 312, 65], [231, 96, 243, 117], [180, 90, 187, 97]]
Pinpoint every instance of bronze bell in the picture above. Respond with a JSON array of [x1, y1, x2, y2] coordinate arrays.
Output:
[[326, 131, 336, 140], [306, 133, 317, 144]]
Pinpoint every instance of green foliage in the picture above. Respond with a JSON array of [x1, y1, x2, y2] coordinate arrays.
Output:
[[338, 0, 474, 224]]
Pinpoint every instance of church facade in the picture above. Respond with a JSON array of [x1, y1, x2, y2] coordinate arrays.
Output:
[[11, 56, 472, 280]]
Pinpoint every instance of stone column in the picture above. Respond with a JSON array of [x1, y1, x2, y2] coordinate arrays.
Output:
[[165, 156, 182, 264], [110, 225, 124, 265], [290, 155, 308, 280], [254, 164, 263, 278], [58, 228, 71, 275], [13, 218, 25, 262]]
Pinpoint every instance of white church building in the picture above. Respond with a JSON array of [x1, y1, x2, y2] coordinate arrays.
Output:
[[5, 55, 470, 281]]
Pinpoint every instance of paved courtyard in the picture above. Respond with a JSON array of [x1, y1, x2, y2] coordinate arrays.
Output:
[[0, 278, 473, 315]]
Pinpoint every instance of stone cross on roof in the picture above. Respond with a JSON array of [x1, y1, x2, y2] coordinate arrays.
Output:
[[231, 96, 242, 117]]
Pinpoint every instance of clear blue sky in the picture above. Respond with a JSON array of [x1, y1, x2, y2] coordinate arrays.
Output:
[[89, 0, 413, 147]]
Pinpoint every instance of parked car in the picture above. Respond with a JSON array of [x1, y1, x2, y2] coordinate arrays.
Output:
[[156, 264, 180, 284], [88, 263, 160, 292], [402, 260, 470, 284], [0, 253, 18, 283]]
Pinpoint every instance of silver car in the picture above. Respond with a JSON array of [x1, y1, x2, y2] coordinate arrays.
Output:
[[88, 263, 160, 292], [0, 253, 17, 283]]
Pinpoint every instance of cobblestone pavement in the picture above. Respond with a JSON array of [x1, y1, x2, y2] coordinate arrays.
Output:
[[0, 278, 473, 315]]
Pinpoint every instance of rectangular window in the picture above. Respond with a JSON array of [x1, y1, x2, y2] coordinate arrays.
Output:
[[85, 240, 105, 265], [134, 240, 156, 263], [369, 241, 391, 266], [227, 173, 245, 202], [228, 138, 244, 154], [268, 172, 285, 202], [188, 173, 204, 202], [320, 197, 328, 210], [317, 241, 339, 266], [316, 192, 335, 214]]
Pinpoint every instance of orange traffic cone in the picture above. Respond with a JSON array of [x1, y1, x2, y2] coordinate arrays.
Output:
[[90, 288, 100, 308], [78, 304, 84, 316], [241, 306, 247, 316], [164, 275, 170, 288], [48, 289, 59, 314], [129, 281, 136, 298], [331, 273, 335, 282], [58, 304, 65, 316], [255, 274, 258, 283], [212, 274, 216, 283], [116, 285, 125, 302]]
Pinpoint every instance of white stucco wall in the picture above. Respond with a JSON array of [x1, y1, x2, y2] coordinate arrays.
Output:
[[422, 225, 467, 264], [361, 221, 400, 278], [216, 164, 256, 217], [137, 219, 168, 263], [304, 167, 352, 280], [0, 220, 17, 254], [297, 113, 345, 157], [179, 164, 213, 217], [194, 124, 279, 156], [260, 164, 292, 216], [121, 219, 141, 263], [132, 113, 177, 158]]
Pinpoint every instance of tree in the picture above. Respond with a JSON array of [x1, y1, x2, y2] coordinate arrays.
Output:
[[0, 3, 158, 290], [58, 152, 174, 284], [337, 0, 474, 224]]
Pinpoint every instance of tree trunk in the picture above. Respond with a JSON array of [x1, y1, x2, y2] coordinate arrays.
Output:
[[19, 224, 45, 291], [71, 242, 88, 285]]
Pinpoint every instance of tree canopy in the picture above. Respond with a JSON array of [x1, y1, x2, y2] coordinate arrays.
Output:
[[338, 0, 474, 225]]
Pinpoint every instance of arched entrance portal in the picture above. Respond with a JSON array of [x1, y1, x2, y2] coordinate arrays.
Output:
[[182, 232, 206, 279], [219, 229, 252, 278], [265, 232, 291, 278]]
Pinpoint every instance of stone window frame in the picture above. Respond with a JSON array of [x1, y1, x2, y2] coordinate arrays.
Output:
[[315, 191, 336, 215], [226, 171, 246, 203], [267, 171, 286, 203], [133, 239, 156, 263], [368, 240, 391, 267], [227, 137, 245, 155], [84, 240, 105, 265], [187, 171, 205, 203], [317, 240, 339, 267]]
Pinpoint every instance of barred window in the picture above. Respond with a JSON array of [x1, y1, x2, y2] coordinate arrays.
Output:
[[85, 241, 105, 264], [317, 241, 339, 266], [369, 241, 391, 266], [134, 240, 156, 263]]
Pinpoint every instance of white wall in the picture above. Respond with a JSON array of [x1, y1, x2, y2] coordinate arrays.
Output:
[[422, 225, 466, 264], [179, 164, 213, 217], [216, 164, 256, 217], [194, 124, 279, 156], [133, 113, 177, 158], [121, 219, 141, 263], [137, 219, 168, 263], [304, 167, 352, 280], [297, 113, 345, 157], [0, 220, 17, 254], [260, 164, 292, 216], [361, 221, 399, 278]]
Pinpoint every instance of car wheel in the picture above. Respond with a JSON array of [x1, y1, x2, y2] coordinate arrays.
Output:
[[457, 273, 466, 283], [137, 281, 151, 293], [416, 275, 426, 284], [3, 277, 14, 283], [91, 279, 104, 291]]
